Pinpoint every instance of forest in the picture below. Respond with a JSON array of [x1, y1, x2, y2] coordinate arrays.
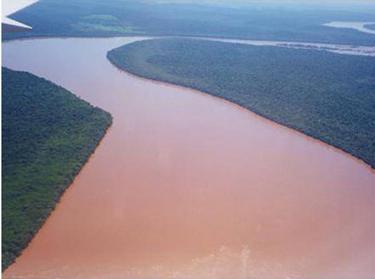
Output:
[[2, 68, 112, 269], [3, 0, 375, 46], [107, 38, 375, 168]]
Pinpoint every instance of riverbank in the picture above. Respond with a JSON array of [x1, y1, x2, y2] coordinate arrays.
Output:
[[3, 37, 375, 279], [2, 67, 112, 269], [4, 34, 375, 57], [107, 38, 375, 169], [324, 21, 375, 35]]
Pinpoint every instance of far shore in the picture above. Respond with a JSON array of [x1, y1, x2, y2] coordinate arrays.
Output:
[[324, 21, 375, 35]]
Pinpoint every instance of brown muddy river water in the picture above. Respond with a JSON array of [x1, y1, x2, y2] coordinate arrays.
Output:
[[2, 37, 375, 279]]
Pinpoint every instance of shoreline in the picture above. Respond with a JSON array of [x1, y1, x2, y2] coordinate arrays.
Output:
[[324, 21, 375, 36], [3, 29, 375, 46], [3, 123, 113, 272], [1, 67, 114, 270], [9, 36, 368, 173], [107, 49, 375, 173], [3, 36, 374, 279], [3, 34, 375, 57]]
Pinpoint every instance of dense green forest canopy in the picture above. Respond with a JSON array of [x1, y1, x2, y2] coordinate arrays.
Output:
[[4, 0, 375, 46], [107, 38, 375, 168], [2, 68, 112, 269]]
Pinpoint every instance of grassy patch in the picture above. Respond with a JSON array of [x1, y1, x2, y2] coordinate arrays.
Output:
[[71, 14, 140, 34], [72, 22, 137, 33]]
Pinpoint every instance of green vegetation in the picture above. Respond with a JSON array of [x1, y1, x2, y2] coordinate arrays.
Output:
[[71, 14, 141, 34], [2, 68, 112, 269], [107, 38, 375, 168], [3, 0, 375, 46]]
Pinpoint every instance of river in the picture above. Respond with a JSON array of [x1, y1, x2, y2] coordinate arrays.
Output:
[[324, 21, 375, 36], [2, 37, 375, 279]]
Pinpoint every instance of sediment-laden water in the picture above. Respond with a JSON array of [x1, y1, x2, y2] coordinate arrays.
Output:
[[3, 37, 375, 279]]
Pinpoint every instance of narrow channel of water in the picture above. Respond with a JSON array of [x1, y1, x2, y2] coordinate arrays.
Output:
[[3, 37, 375, 279], [199, 37, 375, 56], [324, 21, 375, 36]]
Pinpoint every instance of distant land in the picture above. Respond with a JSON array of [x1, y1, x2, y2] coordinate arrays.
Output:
[[365, 23, 375, 30], [2, 68, 112, 269], [107, 38, 375, 168], [3, 0, 375, 46], [324, 21, 375, 35]]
